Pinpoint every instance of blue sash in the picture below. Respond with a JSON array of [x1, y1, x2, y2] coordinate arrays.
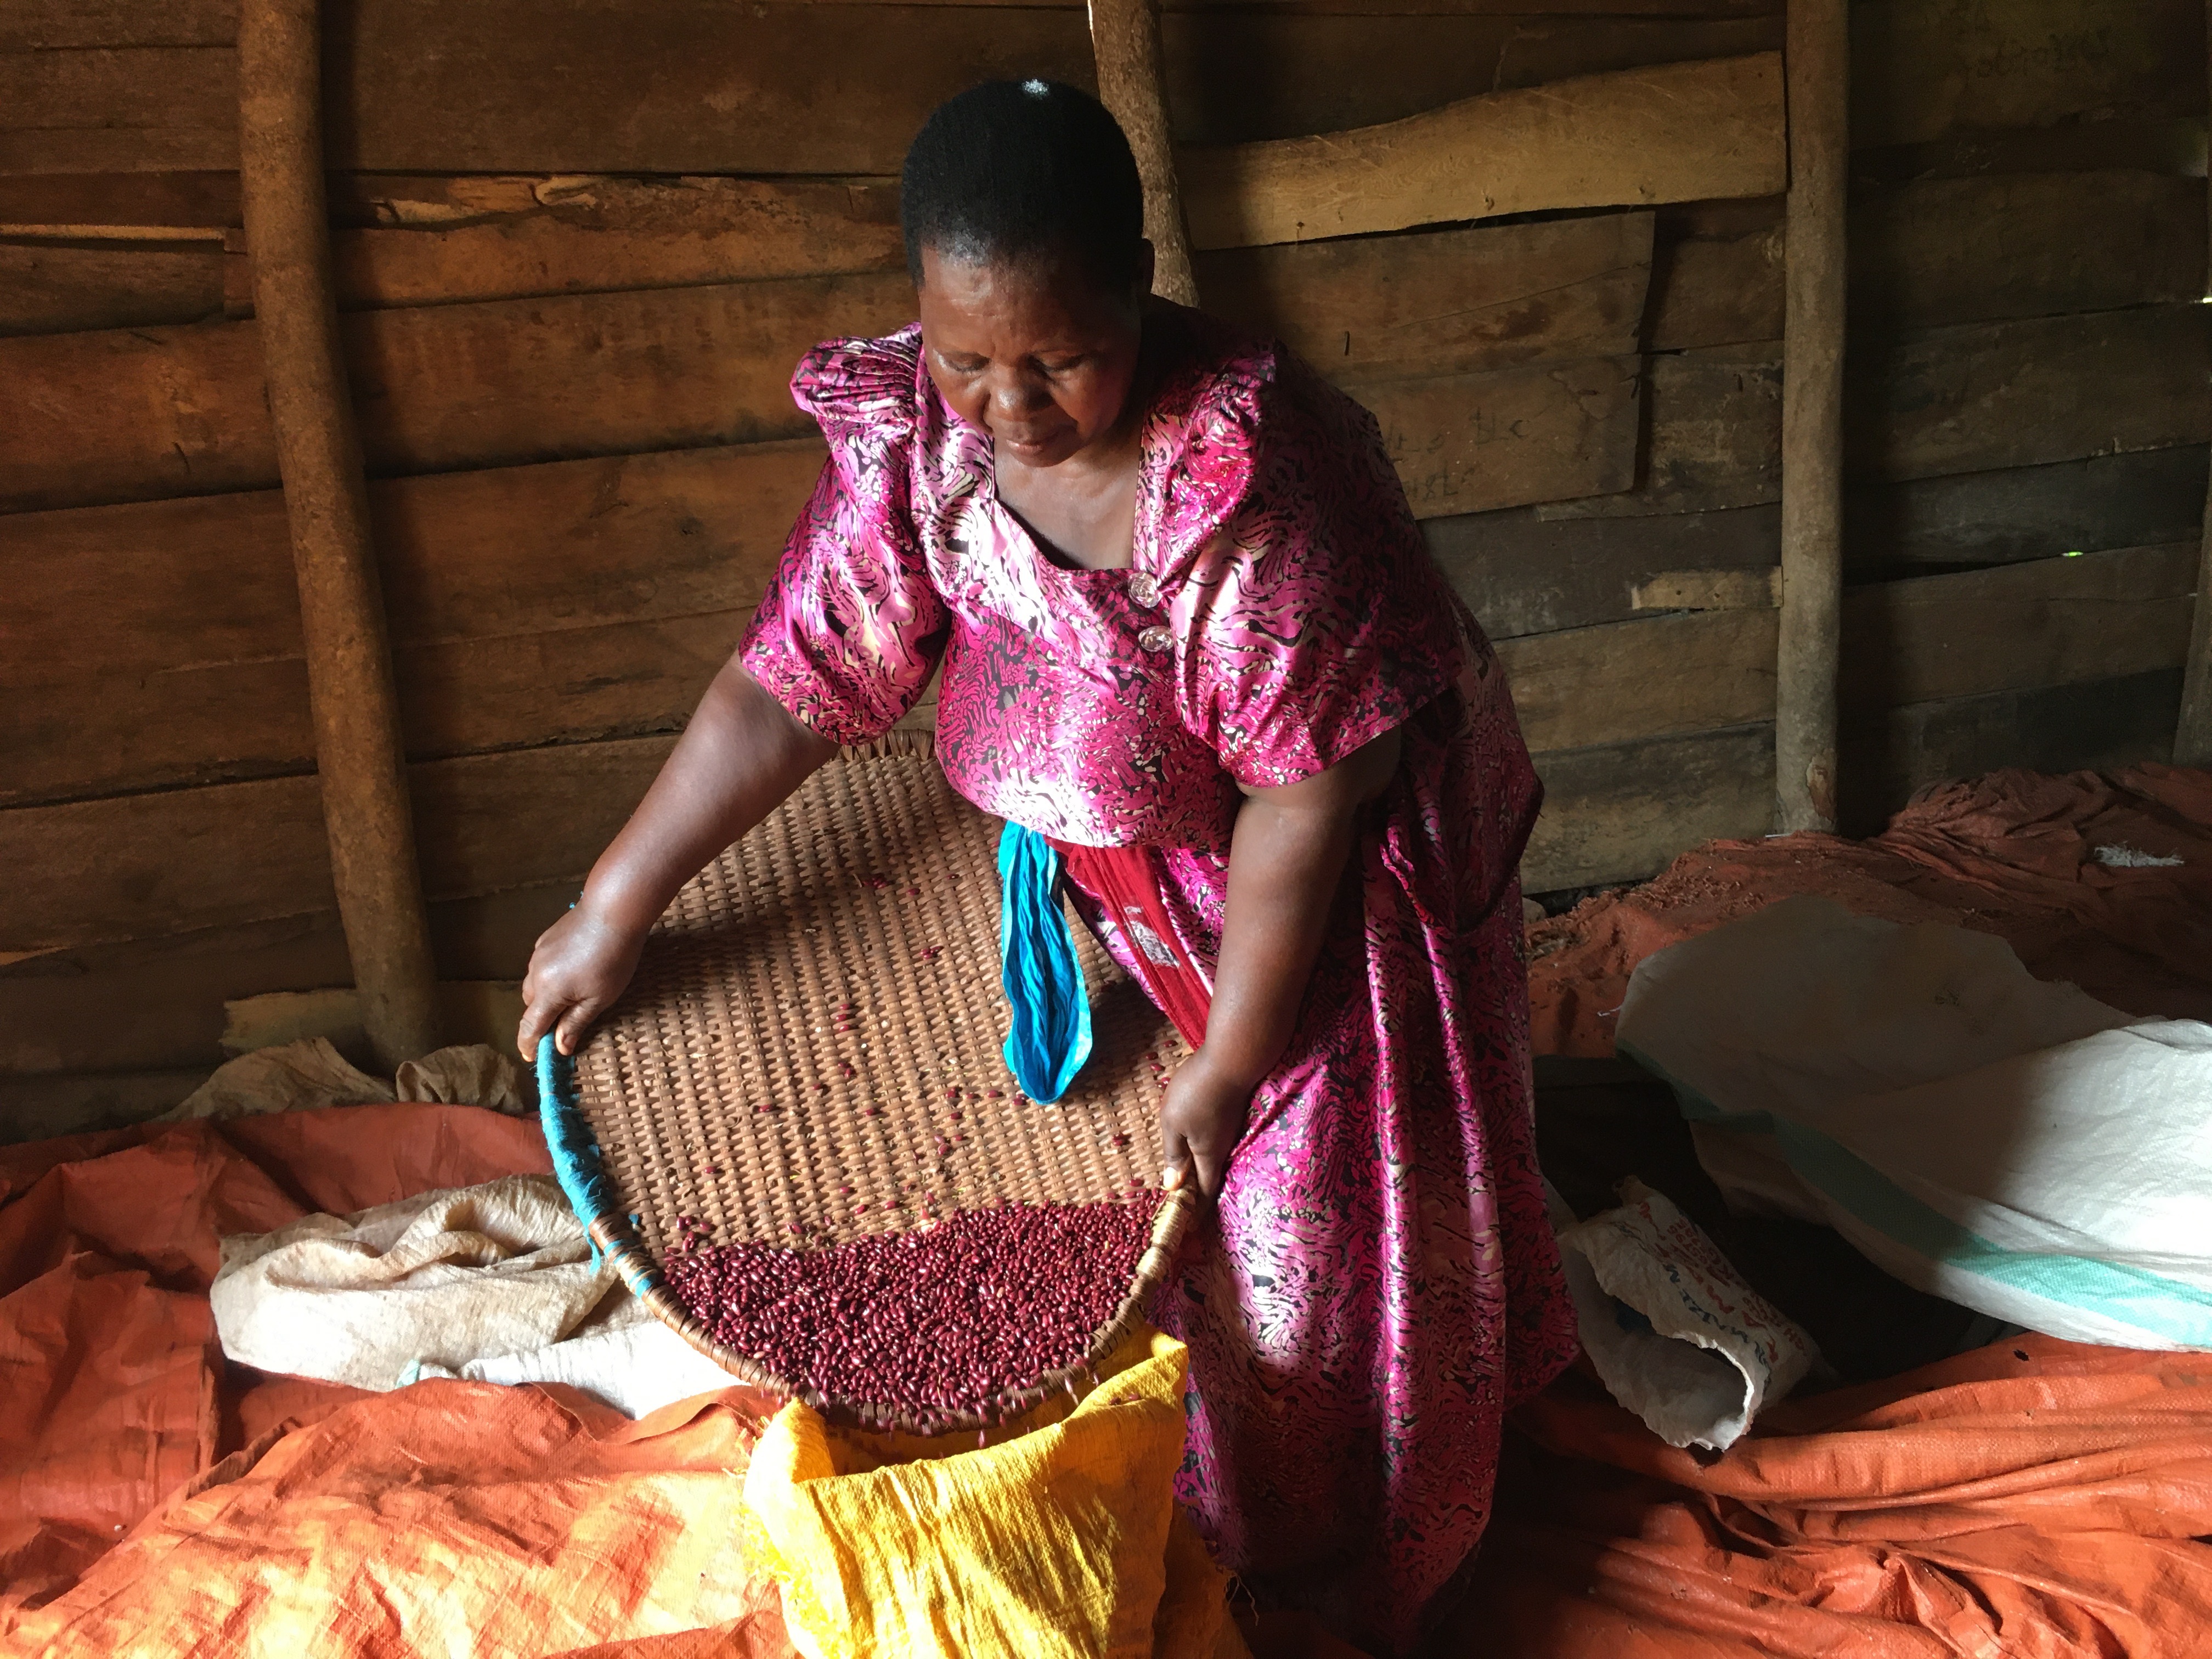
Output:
[[996, 821, 1093, 1103]]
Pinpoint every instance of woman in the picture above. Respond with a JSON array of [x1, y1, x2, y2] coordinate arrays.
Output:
[[518, 79, 1575, 1654]]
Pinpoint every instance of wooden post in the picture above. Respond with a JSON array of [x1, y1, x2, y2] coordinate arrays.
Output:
[[2176, 2, 2212, 766], [238, 0, 442, 1068], [1775, 0, 1848, 832], [1087, 0, 1200, 307]]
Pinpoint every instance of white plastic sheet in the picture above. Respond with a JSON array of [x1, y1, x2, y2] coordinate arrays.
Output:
[[1618, 895, 2212, 1349]]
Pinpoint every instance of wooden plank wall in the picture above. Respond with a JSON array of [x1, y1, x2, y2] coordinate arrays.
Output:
[[3, 0, 2205, 1129]]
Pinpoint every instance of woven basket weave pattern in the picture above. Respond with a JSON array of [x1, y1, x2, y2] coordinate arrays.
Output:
[[568, 737, 1196, 1428]]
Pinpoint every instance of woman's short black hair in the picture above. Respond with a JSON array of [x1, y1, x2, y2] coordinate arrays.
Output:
[[901, 79, 1146, 292]]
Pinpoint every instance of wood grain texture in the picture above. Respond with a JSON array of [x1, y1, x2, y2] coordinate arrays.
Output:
[[0, 883, 569, 1078], [9, 2, 2194, 176], [1198, 211, 1651, 383], [1499, 608, 1776, 753], [1844, 445, 2209, 571], [1, 274, 1641, 515], [1842, 667, 2181, 832], [1851, 304, 2212, 483], [1850, 117, 2208, 189], [12, 547, 2192, 951], [1554, 306, 2211, 524], [1180, 53, 1785, 249], [1632, 567, 1780, 611], [1492, 13, 1781, 87], [1522, 723, 1774, 893], [1647, 204, 1784, 352], [0, 170, 241, 228], [1495, 544, 2194, 758], [0, 273, 911, 511], [1849, 0, 2204, 150], [1525, 662, 2188, 894], [2, 0, 234, 49], [1852, 171, 2207, 332], [1776, 0, 1850, 833], [0, 735, 675, 953], [0, 235, 223, 334], [0, 46, 238, 173], [1426, 501, 1779, 638], [1355, 354, 1642, 518], [1544, 342, 1783, 518], [1650, 172, 2207, 358], [5, 439, 821, 680], [325, 4, 1522, 170], [4, 607, 749, 808], [1840, 542, 2197, 708], [228, 178, 906, 312]]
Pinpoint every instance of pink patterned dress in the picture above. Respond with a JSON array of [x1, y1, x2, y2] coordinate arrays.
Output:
[[739, 308, 1577, 1654]]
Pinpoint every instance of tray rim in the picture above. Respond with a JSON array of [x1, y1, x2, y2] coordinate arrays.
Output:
[[537, 736, 1198, 1436]]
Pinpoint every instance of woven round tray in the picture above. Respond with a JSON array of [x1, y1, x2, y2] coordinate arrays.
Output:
[[544, 733, 1198, 1432]]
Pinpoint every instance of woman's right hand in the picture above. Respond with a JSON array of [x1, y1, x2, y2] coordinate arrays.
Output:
[[517, 904, 650, 1060]]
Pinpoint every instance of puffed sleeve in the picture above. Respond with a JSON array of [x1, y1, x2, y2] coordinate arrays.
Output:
[[737, 331, 950, 746], [1171, 359, 1465, 789]]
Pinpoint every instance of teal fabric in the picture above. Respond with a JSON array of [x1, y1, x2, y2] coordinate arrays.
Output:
[[997, 821, 1093, 1103], [1621, 1038, 2212, 1347], [536, 1032, 614, 1266]]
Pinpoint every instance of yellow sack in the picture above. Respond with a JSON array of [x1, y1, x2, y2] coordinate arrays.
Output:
[[742, 1330, 1246, 1659]]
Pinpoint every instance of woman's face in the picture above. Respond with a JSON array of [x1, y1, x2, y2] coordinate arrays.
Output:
[[916, 241, 1151, 469]]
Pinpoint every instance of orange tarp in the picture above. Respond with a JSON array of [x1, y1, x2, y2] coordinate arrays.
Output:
[[8, 1091, 2212, 1655], [1528, 765, 2212, 1057], [0, 1105, 558, 1619], [15, 1378, 795, 1657], [1448, 1340, 2212, 1657]]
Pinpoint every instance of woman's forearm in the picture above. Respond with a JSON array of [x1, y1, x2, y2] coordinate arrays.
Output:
[[1155, 729, 1399, 1194], [1200, 729, 1402, 1088], [579, 658, 838, 934], [1200, 796, 1361, 1088]]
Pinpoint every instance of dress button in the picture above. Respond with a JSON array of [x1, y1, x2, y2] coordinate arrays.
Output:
[[1127, 571, 1160, 607], [1136, 624, 1173, 653]]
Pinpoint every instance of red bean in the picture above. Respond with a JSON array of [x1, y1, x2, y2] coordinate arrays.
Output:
[[663, 1197, 1160, 1417]]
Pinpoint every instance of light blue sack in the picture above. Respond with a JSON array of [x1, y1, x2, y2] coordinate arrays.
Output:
[[997, 821, 1092, 1103]]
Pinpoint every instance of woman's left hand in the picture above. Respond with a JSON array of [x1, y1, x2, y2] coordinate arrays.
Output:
[[1159, 1047, 1254, 1201]]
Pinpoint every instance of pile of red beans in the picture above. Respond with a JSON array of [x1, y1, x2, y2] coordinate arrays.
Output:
[[664, 1197, 1160, 1420]]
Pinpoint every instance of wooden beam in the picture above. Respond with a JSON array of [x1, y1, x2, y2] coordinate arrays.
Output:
[[1523, 724, 1774, 894], [1852, 171, 2205, 334], [1499, 610, 1776, 754], [1843, 543, 2196, 710], [0, 273, 915, 512], [1776, 0, 1848, 833], [1549, 308, 2211, 528], [3, 441, 821, 689], [1352, 354, 1640, 518], [1426, 503, 1779, 639], [1494, 15, 1781, 88], [0, 234, 223, 335], [1651, 173, 2208, 358], [238, 0, 436, 1066], [1632, 568, 1782, 612], [1541, 343, 1784, 519], [223, 178, 906, 313], [1089, 0, 1198, 308], [1844, 447, 2209, 572], [10, 548, 2190, 953], [1849, 0, 2204, 151], [0, 269, 1641, 515], [1199, 212, 1650, 383], [1179, 53, 1785, 250], [2177, 0, 2212, 769], [1846, 668, 2185, 832], [0, 737, 674, 955], [1850, 306, 2212, 484]]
